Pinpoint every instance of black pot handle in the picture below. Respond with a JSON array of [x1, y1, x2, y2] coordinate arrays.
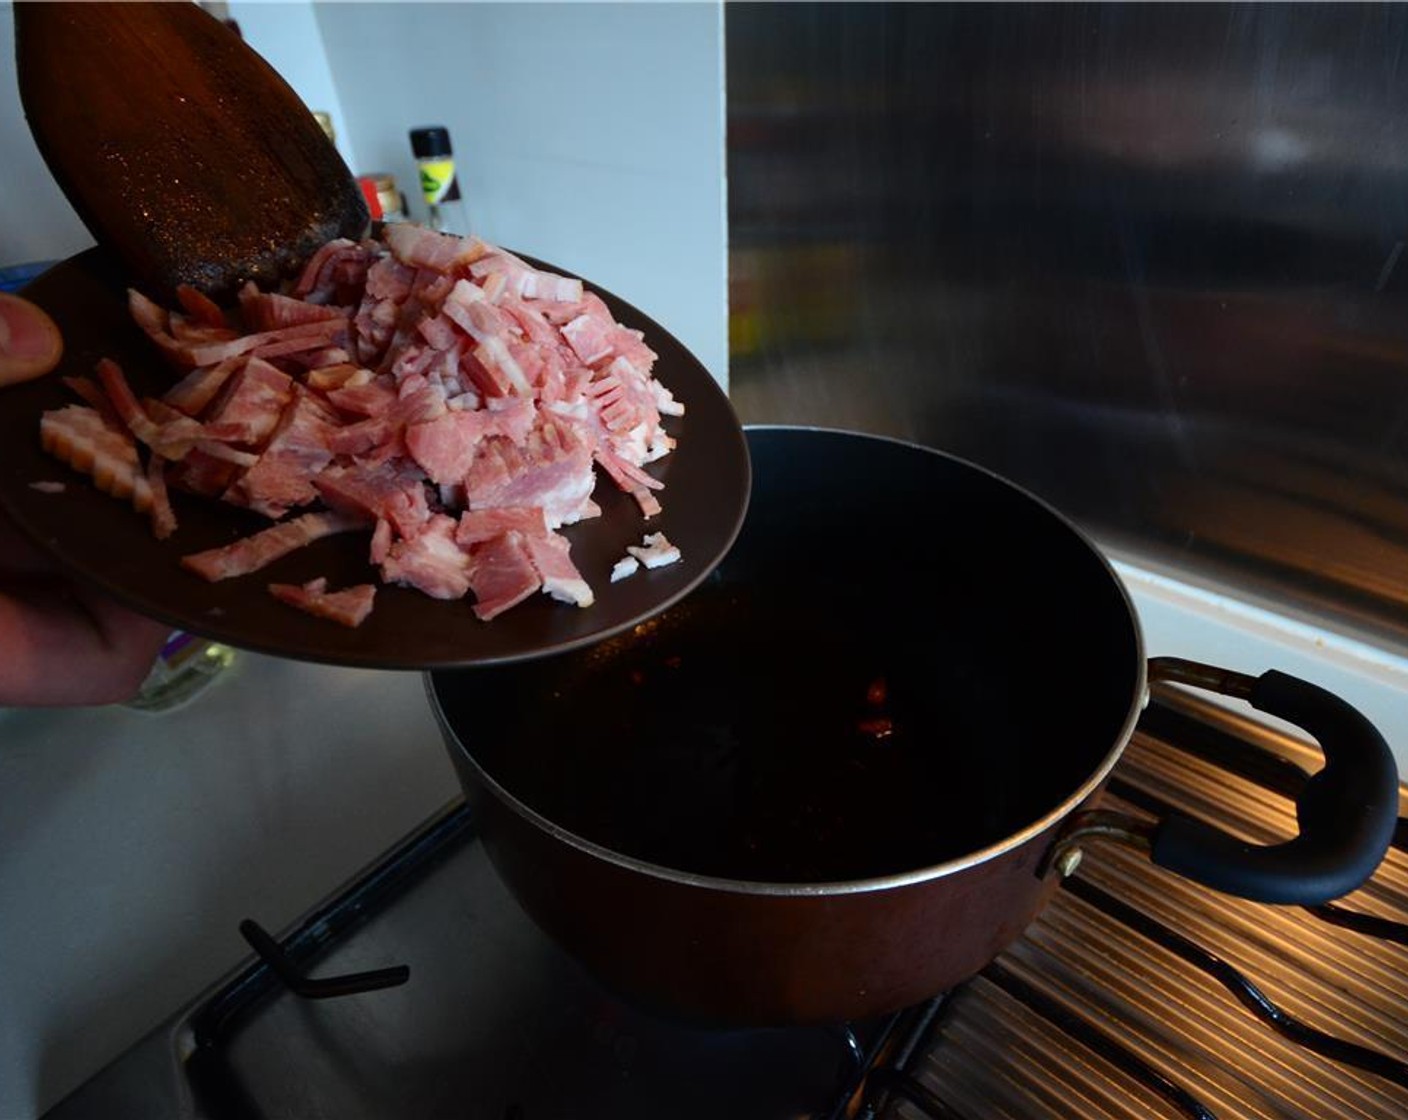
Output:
[[1143, 658, 1399, 904]]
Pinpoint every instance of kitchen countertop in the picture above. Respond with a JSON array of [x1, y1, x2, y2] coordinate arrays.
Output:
[[0, 652, 459, 1120]]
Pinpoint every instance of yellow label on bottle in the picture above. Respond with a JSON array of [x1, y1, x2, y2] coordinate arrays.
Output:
[[418, 158, 456, 204]]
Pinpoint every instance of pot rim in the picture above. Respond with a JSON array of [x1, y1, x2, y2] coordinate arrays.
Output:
[[427, 425, 1149, 898]]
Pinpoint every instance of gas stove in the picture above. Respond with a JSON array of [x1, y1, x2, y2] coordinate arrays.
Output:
[[42, 685, 1408, 1119]]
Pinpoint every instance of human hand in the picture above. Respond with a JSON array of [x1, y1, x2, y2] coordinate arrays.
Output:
[[0, 511, 170, 706]]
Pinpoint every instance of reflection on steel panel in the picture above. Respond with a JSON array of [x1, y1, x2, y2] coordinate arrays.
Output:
[[726, 2, 1408, 650]]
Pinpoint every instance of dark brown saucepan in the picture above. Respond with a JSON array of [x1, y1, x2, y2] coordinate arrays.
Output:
[[427, 426, 1399, 1026]]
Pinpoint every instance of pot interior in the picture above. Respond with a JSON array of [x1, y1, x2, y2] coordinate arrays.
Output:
[[432, 428, 1142, 884]]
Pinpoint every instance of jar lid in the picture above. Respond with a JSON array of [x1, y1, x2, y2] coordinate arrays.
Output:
[[410, 126, 453, 159]]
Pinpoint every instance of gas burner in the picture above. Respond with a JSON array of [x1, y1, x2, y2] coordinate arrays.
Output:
[[44, 690, 1408, 1119]]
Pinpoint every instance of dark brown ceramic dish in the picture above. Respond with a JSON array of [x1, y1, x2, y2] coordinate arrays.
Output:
[[0, 248, 749, 670]]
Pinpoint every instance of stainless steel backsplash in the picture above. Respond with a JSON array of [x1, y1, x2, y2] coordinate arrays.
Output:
[[726, 2, 1408, 651]]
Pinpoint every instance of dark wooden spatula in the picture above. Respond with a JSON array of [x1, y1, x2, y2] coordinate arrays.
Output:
[[15, 1, 368, 302]]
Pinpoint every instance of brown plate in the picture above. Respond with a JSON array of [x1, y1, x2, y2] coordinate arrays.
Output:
[[0, 248, 749, 669]]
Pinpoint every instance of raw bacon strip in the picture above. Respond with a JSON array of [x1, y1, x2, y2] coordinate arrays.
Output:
[[40, 405, 153, 513], [631, 487, 662, 519], [162, 357, 244, 417], [183, 315, 348, 368], [168, 313, 239, 345], [95, 359, 203, 460], [62, 376, 123, 427], [146, 452, 177, 540], [175, 284, 230, 329], [268, 578, 376, 628], [180, 510, 367, 582], [146, 398, 261, 467]]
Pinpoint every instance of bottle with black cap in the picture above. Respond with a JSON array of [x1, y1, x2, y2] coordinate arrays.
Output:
[[410, 125, 470, 236]]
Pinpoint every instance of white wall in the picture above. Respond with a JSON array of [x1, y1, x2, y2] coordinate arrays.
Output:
[[0, 2, 93, 267], [0, 1, 728, 385], [0, 1, 355, 266], [314, 1, 727, 384]]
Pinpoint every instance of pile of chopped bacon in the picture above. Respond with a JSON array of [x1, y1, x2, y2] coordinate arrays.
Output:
[[37, 224, 684, 627]]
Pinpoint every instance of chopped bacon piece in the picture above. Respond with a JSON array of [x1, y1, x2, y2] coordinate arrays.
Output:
[[464, 530, 541, 620], [180, 510, 367, 581], [520, 529, 593, 608], [169, 447, 242, 499], [381, 514, 471, 600], [384, 223, 488, 272], [404, 399, 536, 486], [39, 405, 153, 512], [227, 388, 340, 518], [454, 506, 548, 547], [610, 555, 640, 582], [315, 461, 431, 538], [239, 283, 346, 332], [268, 578, 376, 628], [631, 487, 662, 519], [469, 252, 583, 303], [626, 531, 682, 570], [305, 363, 364, 392], [464, 416, 596, 527], [562, 312, 614, 366], [203, 357, 294, 447], [327, 378, 398, 418], [293, 238, 374, 305], [370, 517, 393, 564], [55, 223, 685, 628]]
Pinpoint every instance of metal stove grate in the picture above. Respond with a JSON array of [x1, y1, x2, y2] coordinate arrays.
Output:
[[857, 688, 1408, 1120], [41, 689, 1408, 1119]]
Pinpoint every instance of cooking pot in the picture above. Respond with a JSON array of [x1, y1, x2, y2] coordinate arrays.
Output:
[[427, 426, 1399, 1025]]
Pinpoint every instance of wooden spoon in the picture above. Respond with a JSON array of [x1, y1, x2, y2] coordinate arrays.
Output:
[[14, 1, 368, 302]]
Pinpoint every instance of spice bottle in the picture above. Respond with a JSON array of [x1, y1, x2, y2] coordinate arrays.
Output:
[[125, 631, 236, 712], [410, 125, 470, 235], [370, 172, 409, 222]]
